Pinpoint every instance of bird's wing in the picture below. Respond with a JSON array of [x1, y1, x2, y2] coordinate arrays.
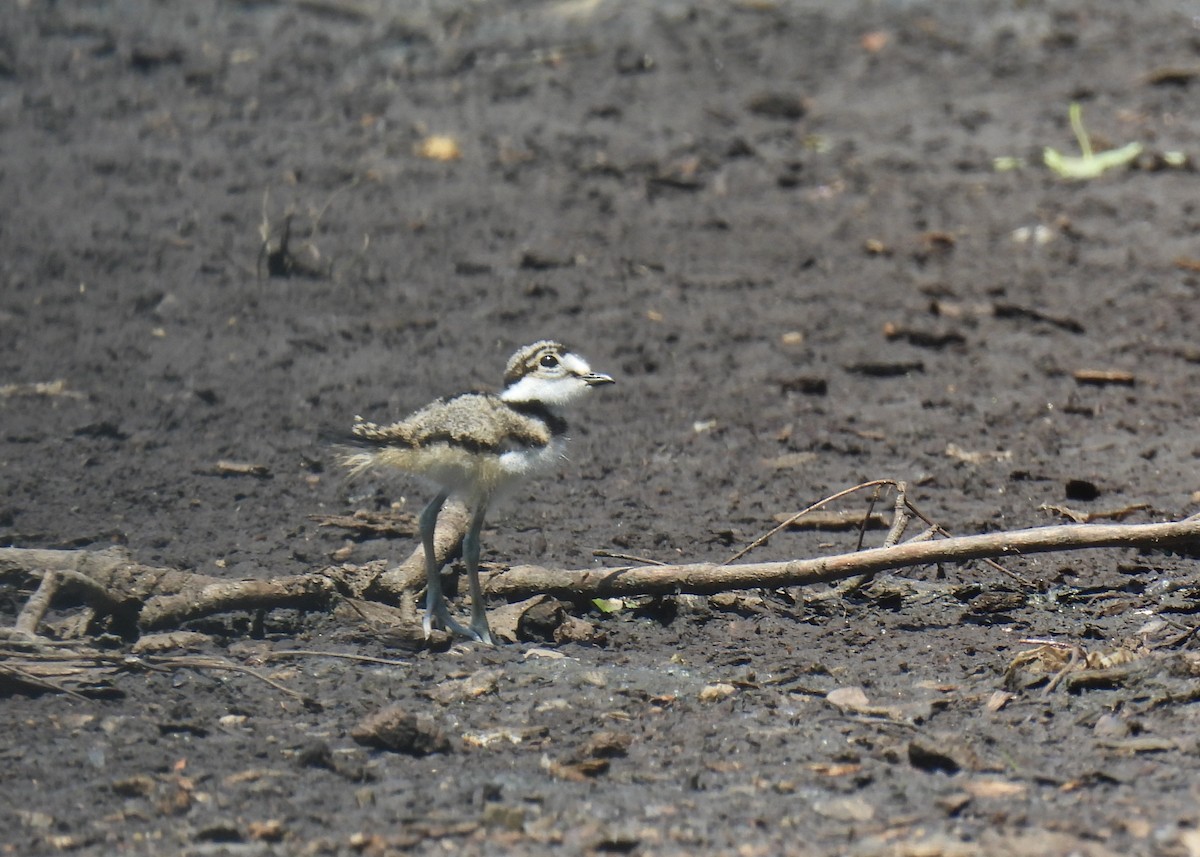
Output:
[[353, 394, 552, 453]]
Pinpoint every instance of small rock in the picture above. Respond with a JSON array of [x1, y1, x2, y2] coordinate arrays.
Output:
[[708, 592, 740, 610], [427, 668, 502, 705], [908, 735, 980, 774], [151, 292, 184, 320], [553, 615, 603, 644], [83, 743, 106, 770], [699, 683, 736, 703], [295, 741, 334, 770], [482, 804, 526, 831], [746, 91, 807, 120], [111, 775, 157, 798], [247, 819, 285, 842], [985, 690, 1013, 712], [577, 670, 609, 689], [938, 792, 972, 815], [513, 596, 568, 640], [132, 631, 211, 653], [963, 778, 1026, 798], [354, 787, 375, 808], [581, 731, 632, 759], [549, 758, 610, 781], [15, 810, 54, 829], [1093, 713, 1130, 739], [194, 820, 242, 843], [351, 706, 450, 756], [812, 796, 874, 822], [826, 686, 870, 712], [459, 668, 502, 697]]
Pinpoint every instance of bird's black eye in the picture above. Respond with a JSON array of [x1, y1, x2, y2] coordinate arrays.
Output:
[[539, 354, 559, 368]]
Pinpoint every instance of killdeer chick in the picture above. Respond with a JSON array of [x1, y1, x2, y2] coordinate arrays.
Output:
[[343, 341, 615, 645]]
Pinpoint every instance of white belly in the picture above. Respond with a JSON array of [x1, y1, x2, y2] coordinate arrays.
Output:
[[354, 436, 569, 506], [498, 435, 567, 479]]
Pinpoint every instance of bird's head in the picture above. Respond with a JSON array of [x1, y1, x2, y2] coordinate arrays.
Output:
[[499, 340, 615, 406]]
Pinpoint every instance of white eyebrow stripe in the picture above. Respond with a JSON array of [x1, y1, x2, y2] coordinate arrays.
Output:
[[560, 353, 592, 375]]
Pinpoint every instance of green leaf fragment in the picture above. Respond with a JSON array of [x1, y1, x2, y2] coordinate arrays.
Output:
[[1043, 102, 1142, 180], [1043, 142, 1143, 179]]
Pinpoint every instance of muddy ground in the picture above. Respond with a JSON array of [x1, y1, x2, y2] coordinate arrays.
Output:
[[4, 0, 1200, 854]]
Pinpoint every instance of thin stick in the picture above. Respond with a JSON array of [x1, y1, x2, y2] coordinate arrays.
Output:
[[0, 662, 92, 701], [263, 649, 411, 667], [856, 483, 887, 552], [725, 479, 902, 564], [1043, 646, 1083, 694], [882, 487, 912, 548], [591, 550, 667, 566], [835, 482, 909, 598], [13, 569, 59, 639], [484, 517, 1200, 599], [138, 655, 316, 705]]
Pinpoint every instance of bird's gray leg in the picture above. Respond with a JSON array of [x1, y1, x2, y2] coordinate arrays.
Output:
[[463, 502, 495, 645], [419, 492, 472, 640]]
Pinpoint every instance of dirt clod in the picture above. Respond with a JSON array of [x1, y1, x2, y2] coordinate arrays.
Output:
[[350, 706, 450, 756]]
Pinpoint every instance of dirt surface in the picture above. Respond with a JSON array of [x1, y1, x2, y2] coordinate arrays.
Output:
[[5, 1, 1200, 854]]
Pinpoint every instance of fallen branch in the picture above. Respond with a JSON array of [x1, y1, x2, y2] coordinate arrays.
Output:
[[13, 569, 59, 640], [481, 516, 1200, 600], [3, 501, 1198, 645], [0, 502, 470, 635], [138, 575, 340, 631], [0, 643, 322, 704]]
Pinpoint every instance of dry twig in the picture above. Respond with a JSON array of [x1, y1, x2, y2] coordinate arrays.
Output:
[[482, 515, 1200, 600], [3, 494, 1198, 648], [12, 569, 59, 641], [0, 502, 470, 635], [726, 479, 905, 565]]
